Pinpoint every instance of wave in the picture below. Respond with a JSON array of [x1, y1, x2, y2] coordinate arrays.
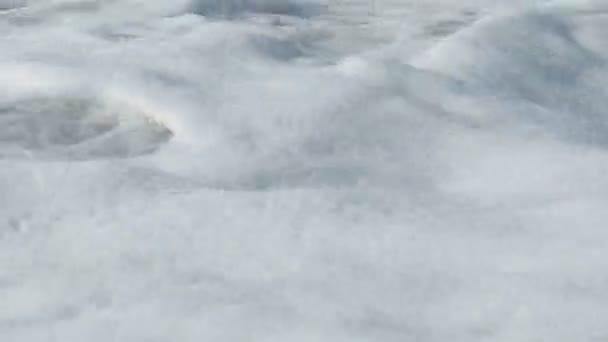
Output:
[[412, 6, 608, 147]]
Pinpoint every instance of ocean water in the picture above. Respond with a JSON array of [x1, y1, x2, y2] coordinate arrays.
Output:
[[1, 0, 608, 341]]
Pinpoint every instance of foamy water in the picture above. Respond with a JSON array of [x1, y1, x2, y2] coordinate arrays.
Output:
[[1, 1, 608, 341]]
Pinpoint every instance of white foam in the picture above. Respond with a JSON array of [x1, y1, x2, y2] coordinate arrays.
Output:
[[2, 1, 608, 341]]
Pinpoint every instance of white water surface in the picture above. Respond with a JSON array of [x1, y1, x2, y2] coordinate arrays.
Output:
[[1, 0, 608, 341]]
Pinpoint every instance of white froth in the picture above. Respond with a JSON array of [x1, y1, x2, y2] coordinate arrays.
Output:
[[1, 1, 608, 341]]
